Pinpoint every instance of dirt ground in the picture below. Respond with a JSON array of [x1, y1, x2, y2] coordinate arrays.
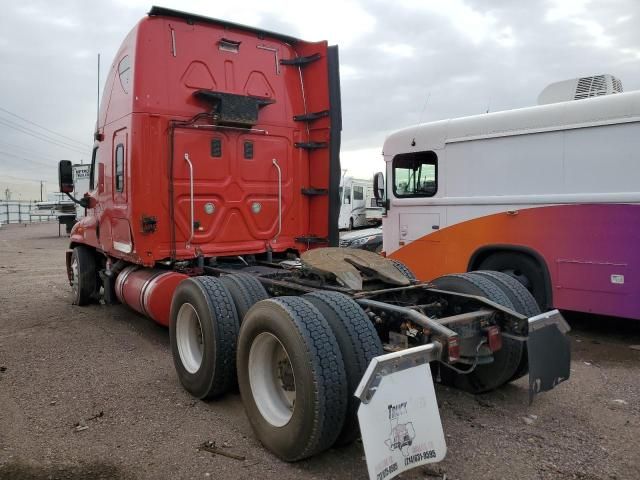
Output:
[[0, 222, 638, 480]]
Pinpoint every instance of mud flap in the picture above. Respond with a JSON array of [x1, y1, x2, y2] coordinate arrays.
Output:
[[527, 309, 571, 403], [355, 344, 446, 480]]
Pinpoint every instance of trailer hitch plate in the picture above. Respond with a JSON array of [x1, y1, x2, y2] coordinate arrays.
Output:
[[301, 247, 411, 290], [527, 309, 571, 403], [355, 344, 446, 480]]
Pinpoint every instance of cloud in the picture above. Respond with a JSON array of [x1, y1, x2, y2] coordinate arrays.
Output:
[[1, 0, 639, 198]]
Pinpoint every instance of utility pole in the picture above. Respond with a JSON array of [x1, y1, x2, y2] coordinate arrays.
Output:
[[40, 181, 44, 202]]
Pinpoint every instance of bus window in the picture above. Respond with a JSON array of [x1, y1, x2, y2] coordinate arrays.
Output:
[[344, 186, 351, 204], [392, 151, 437, 197], [354, 185, 364, 200]]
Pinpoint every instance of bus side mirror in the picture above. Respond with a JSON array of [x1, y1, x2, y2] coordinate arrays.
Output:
[[59, 160, 74, 193], [373, 171, 385, 206]]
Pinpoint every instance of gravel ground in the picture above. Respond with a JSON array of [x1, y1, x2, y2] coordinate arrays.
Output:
[[0, 222, 638, 480]]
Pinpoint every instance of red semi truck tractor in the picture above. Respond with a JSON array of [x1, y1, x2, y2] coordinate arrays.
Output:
[[59, 6, 571, 471]]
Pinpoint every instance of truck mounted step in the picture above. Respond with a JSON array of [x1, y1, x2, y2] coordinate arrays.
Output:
[[280, 53, 322, 66], [294, 141, 328, 150], [293, 110, 330, 122], [301, 188, 328, 196], [295, 236, 329, 244]]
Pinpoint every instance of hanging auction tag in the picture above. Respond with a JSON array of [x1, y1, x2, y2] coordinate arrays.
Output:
[[356, 346, 447, 480]]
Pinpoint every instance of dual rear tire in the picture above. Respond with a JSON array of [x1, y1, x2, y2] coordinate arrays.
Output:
[[237, 297, 346, 461], [477, 252, 549, 309], [237, 293, 383, 460], [219, 273, 269, 320], [170, 276, 240, 399], [431, 271, 540, 393], [170, 275, 382, 461]]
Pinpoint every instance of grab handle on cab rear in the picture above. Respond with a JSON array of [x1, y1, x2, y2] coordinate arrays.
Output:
[[272, 158, 282, 243], [184, 152, 194, 247]]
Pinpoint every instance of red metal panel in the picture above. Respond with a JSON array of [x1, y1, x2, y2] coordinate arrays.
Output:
[[72, 12, 335, 265]]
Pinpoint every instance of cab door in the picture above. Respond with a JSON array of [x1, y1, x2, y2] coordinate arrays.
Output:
[[110, 128, 133, 254]]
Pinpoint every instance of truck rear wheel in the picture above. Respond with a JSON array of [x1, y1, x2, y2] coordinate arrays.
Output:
[[237, 297, 347, 461], [470, 271, 541, 382], [219, 273, 269, 321], [304, 291, 383, 446], [70, 246, 97, 306], [471, 271, 540, 317], [170, 276, 239, 399], [477, 252, 549, 309], [389, 258, 417, 281], [431, 273, 523, 393]]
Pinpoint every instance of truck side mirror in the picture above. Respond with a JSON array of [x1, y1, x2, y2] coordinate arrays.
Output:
[[59, 160, 74, 193], [373, 171, 385, 205]]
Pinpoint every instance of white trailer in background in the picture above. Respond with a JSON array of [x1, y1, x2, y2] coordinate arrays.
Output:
[[339, 176, 382, 229]]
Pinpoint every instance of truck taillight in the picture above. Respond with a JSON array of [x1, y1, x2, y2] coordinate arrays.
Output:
[[447, 336, 460, 363], [484, 326, 502, 352]]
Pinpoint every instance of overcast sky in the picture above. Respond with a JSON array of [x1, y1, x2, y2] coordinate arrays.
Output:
[[1, 0, 639, 200]]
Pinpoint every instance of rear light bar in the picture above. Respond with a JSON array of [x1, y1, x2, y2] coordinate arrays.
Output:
[[447, 336, 460, 363]]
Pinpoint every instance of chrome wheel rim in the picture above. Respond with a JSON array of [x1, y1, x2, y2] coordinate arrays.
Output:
[[176, 303, 204, 374], [248, 332, 296, 427]]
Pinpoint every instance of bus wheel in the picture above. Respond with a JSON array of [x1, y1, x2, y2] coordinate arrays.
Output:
[[170, 277, 239, 399], [237, 297, 347, 461], [431, 273, 523, 393], [70, 246, 97, 306], [304, 291, 383, 446], [477, 252, 549, 309], [469, 271, 541, 382]]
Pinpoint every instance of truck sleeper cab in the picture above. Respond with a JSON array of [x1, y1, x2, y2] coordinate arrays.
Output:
[[60, 7, 571, 468], [68, 6, 341, 268]]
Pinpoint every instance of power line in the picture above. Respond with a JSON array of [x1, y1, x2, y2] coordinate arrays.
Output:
[[0, 140, 61, 162], [0, 105, 90, 148], [0, 150, 56, 169], [1, 173, 54, 183], [0, 117, 88, 154], [0, 117, 88, 155]]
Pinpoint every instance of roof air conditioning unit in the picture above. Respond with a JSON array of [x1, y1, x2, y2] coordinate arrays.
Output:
[[537, 74, 623, 105]]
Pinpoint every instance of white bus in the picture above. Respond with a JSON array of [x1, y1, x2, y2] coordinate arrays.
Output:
[[375, 76, 640, 320]]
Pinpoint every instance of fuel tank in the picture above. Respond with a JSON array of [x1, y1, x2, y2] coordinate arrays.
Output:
[[115, 266, 188, 326]]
